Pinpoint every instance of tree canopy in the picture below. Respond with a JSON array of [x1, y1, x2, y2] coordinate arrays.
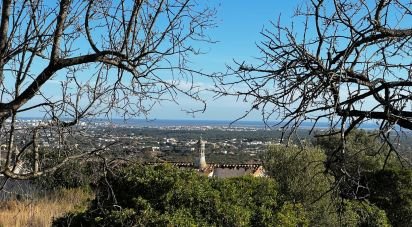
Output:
[[54, 163, 394, 226], [53, 164, 309, 227]]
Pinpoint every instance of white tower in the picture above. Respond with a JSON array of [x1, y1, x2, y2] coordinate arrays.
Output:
[[197, 137, 207, 169]]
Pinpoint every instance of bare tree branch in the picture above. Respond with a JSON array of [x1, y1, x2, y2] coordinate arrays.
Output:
[[215, 0, 412, 194], [0, 0, 216, 180]]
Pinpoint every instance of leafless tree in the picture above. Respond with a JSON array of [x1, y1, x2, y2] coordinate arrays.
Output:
[[215, 0, 412, 191], [0, 0, 215, 180]]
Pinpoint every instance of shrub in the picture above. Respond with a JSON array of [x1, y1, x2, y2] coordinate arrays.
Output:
[[35, 160, 102, 190], [53, 164, 308, 226], [366, 168, 412, 226]]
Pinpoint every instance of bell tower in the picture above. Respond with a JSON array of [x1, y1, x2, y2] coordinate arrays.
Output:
[[197, 137, 207, 169]]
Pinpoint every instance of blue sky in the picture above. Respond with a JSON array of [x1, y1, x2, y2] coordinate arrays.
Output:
[[19, 1, 300, 121], [149, 1, 299, 121]]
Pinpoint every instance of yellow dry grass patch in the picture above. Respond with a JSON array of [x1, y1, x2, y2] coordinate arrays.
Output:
[[0, 188, 93, 227]]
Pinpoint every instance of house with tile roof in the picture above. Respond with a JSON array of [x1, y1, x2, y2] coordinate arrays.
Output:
[[175, 137, 266, 178]]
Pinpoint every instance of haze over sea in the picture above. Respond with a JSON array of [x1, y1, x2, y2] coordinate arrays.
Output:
[[90, 118, 380, 130], [18, 117, 380, 129]]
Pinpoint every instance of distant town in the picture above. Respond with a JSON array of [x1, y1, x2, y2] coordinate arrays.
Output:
[[2, 118, 412, 171], [0, 119, 286, 169]]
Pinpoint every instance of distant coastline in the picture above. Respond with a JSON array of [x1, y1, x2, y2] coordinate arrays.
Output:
[[17, 117, 380, 129]]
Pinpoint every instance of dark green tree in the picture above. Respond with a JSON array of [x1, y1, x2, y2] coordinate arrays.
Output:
[[35, 160, 102, 190], [314, 130, 403, 200], [366, 168, 412, 226], [262, 145, 390, 226], [314, 130, 397, 173]]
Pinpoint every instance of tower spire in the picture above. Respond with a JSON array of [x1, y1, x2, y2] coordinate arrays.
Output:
[[197, 137, 207, 169]]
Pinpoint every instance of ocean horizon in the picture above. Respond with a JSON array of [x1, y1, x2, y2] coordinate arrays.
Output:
[[16, 117, 380, 129]]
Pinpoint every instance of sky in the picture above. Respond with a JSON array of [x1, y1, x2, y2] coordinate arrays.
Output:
[[16, 1, 301, 121], [148, 1, 300, 121]]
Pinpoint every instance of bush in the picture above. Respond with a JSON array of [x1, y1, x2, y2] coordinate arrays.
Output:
[[366, 168, 412, 226], [53, 164, 308, 226], [262, 145, 391, 226], [339, 200, 390, 227], [35, 160, 102, 190]]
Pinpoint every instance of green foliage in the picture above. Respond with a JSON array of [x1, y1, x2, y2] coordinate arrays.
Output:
[[35, 160, 101, 190], [339, 200, 391, 227], [263, 145, 338, 226], [53, 132, 407, 226], [53, 164, 309, 227], [314, 130, 397, 173], [262, 144, 392, 226], [274, 202, 309, 227], [211, 177, 281, 227], [366, 168, 412, 226], [314, 130, 405, 201], [263, 145, 331, 202], [313, 130, 412, 226]]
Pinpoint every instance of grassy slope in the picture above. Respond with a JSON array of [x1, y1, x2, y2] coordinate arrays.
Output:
[[0, 188, 93, 227]]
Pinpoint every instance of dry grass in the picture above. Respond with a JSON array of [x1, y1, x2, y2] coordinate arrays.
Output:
[[0, 188, 93, 227]]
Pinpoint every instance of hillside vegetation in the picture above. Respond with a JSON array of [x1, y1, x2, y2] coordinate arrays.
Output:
[[51, 131, 411, 226], [0, 188, 92, 227]]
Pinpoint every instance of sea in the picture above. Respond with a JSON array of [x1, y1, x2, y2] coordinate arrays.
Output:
[[17, 117, 381, 130], [89, 118, 380, 130]]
